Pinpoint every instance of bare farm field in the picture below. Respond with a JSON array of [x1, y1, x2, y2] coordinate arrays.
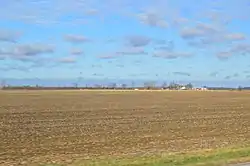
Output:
[[1, 90, 250, 166]]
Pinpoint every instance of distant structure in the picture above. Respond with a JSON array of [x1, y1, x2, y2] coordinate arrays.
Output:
[[180, 86, 187, 90], [193, 87, 208, 91]]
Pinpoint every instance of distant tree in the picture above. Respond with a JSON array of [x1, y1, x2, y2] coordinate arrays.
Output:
[[78, 72, 83, 86], [95, 84, 101, 88], [238, 85, 242, 91], [161, 82, 168, 89], [122, 83, 127, 89], [144, 82, 149, 89], [185, 83, 193, 89], [85, 84, 88, 88], [110, 83, 116, 89], [150, 81, 156, 88], [131, 81, 135, 88], [169, 81, 179, 89], [144, 81, 156, 89], [73, 83, 78, 88], [0, 80, 6, 88]]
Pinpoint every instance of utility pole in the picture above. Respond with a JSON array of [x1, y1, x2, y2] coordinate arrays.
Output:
[[78, 72, 83, 88]]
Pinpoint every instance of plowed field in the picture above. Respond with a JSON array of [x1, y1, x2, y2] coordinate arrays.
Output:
[[1, 90, 250, 165]]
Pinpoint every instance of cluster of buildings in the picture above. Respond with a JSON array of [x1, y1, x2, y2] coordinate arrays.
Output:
[[178, 87, 208, 91]]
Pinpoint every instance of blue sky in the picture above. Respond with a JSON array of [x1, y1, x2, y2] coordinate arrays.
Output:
[[0, 0, 250, 87]]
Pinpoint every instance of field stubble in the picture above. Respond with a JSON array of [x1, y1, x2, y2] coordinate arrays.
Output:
[[0, 90, 250, 165]]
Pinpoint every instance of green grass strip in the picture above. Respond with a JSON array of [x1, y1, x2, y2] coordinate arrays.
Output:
[[68, 147, 250, 166]]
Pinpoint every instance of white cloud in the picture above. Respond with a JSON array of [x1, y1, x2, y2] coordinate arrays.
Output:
[[153, 50, 193, 59], [70, 48, 84, 55], [116, 47, 147, 55], [216, 43, 250, 59], [98, 54, 118, 59], [125, 35, 152, 47], [0, 43, 55, 62], [64, 34, 90, 44], [58, 56, 77, 63], [0, 0, 249, 27], [180, 22, 222, 39], [137, 11, 168, 28], [1, 0, 249, 62], [223, 33, 246, 41], [0, 29, 21, 43], [172, 71, 191, 76]]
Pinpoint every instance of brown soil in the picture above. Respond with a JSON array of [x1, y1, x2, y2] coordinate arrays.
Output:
[[1, 90, 250, 165]]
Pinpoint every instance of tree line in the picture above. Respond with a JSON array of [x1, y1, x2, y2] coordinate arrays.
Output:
[[1, 81, 249, 91], [1, 81, 193, 90]]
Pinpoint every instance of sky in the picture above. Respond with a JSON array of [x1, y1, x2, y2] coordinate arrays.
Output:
[[0, 0, 250, 87]]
